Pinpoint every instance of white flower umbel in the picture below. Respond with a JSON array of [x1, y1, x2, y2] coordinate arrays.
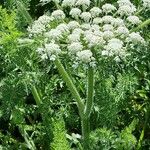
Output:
[[67, 21, 80, 30], [51, 10, 65, 20], [103, 24, 114, 31], [27, 21, 46, 35], [93, 17, 102, 24], [103, 38, 124, 56], [111, 18, 124, 27], [45, 41, 61, 60], [56, 23, 69, 34], [76, 0, 90, 7], [68, 33, 81, 42], [127, 32, 145, 45], [80, 12, 91, 22], [45, 29, 62, 40], [90, 7, 102, 17], [102, 15, 114, 24], [72, 28, 84, 35], [102, 3, 116, 13], [117, 4, 136, 16], [67, 42, 83, 54], [38, 15, 52, 25], [70, 8, 82, 19], [142, 0, 150, 9], [127, 16, 141, 25], [62, 0, 76, 7], [115, 26, 129, 38], [81, 23, 91, 30], [103, 31, 114, 40], [117, 0, 132, 6], [76, 50, 94, 63]]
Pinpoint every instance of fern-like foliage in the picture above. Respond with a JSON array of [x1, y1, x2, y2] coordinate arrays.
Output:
[[51, 118, 71, 150]]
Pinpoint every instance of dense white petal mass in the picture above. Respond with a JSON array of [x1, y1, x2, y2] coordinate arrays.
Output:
[[117, 5, 136, 16], [70, 8, 82, 18], [80, 12, 92, 22], [67, 21, 80, 30], [102, 3, 116, 13], [111, 18, 124, 27], [127, 32, 145, 44], [103, 24, 114, 31], [56, 23, 69, 33], [90, 7, 102, 17], [45, 42, 61, 60], [142, 0, 150, 8], [76, 0, 90, 7], [51, 10, 65, 20], [127, 16, 141, 25], [29, 0, 146, 65], [103, 31, 114, 40], [115, 26, 129, 37], [67, 42, 83, 54], [62, 0, 76, 7], [45, 29, 62, 40], [76, 50, 93, 63], [102, 16, 114, 24], [93, 17, 103, 24]]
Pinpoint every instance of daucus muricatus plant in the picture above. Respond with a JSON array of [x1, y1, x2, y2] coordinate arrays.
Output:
[[24, 0, 149, 149]]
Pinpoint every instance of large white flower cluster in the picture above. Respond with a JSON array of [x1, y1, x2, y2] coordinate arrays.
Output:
[[142, 0, 150, 9], [27, 0, 146, 66]]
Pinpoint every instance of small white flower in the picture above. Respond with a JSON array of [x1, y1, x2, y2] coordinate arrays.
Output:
[[76, 50, 94, 63], [80, 12, 91, 22], [67, 42, 83, 54], [104, 38, 124, 56], [88, 35, 105, 47], [90, 7, 102, 17], [111, 18, 124, 27], [103, 24, 114, 31], [45, 42, 61, 60], [68, 33, 81, 42], [93, 17, 102, 24], [117, 5, 136, 16], [102, 3, 116, 13], [51, 10, 65, 20], [127, 16, 141, 25], [37, 15, 52, 26], [127, 32, 145, 44], [62, 0, 76, 7], [70, 8, 81, 19], [18, 38, 34, 44], [117, 0, 132, 6], [68, 21, 80, 30], [27, 21, 46, 35], [76, 0, 90, 7], [103, 31, 114, 40], [115, 26, 129, 37], [142, 0, 150, 9], [81, 23, 91, 30], [45, 29, 62, 40], [102, 15, 114, 24], [91, 24, 100, 31], [72, 28, 84, 35], [56, 23, 69, 33]]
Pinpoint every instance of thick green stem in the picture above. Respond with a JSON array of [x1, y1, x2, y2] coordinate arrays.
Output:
[[82, 67, 94, 150], [54, 59, 84, 117], [85, 67, 94, 117], [81, 117, 90, 150], [31, 86, 42, 105], [131, 19, 150, 32]]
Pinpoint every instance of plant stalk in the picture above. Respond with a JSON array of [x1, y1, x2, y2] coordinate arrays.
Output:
[[131, 19, 150, 32], [54, 59, 84, 118], [31, 86, 42, 105]]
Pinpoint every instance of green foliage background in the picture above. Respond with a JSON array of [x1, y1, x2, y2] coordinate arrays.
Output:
[[0, 0, 150, 150]]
